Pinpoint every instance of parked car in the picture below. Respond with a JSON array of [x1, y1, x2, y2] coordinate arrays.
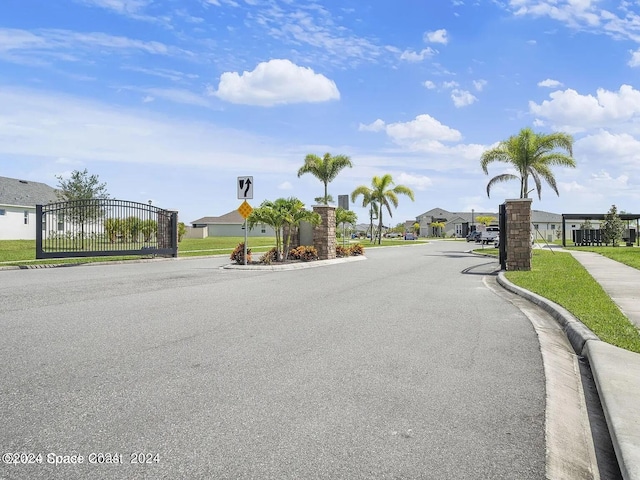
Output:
[[480, 227, 500, 244], [466, 231, 481, 242], [404, 232, 416, 240], [386, 232, 402, 238]]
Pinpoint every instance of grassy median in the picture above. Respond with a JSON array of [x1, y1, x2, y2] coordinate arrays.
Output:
[[505, 250, 640, 353]]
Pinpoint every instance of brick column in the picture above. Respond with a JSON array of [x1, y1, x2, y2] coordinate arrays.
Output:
[[505, 198, 532, 271], [313, 205, 336, 260]]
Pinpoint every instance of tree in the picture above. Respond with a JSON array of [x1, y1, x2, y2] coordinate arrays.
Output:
[[480, 127, 575, 199], [279, 197, 321, 260], [55, 168, 109, 202], [336, 207, 357, 230], [476, 216, 496, 227], [247, 197, 320, 261], [298, 153, 353, 205], [353, 174, 414, 245], [412, 222, 420, 236], [55, 169, 110, 248], [430, 221, 445, 237], [602, 204, 624, 247], [351, 187, 378, 243]]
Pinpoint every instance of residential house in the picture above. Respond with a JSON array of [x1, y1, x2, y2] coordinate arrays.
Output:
[[415, 206, 564, 240], [416, 208, 498, 238], [191, 210, 276, 237], [0, 176, 58, 240]]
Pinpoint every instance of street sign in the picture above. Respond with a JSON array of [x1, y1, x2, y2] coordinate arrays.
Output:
[[238, 200, 253, 219], [237, 176, 253, 199]]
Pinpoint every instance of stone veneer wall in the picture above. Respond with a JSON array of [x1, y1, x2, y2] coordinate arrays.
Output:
[[313, 205, 336, 260], [505, 198, 532, 271]]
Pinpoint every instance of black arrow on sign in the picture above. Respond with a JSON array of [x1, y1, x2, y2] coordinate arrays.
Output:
[[243, 178, 252, 197]]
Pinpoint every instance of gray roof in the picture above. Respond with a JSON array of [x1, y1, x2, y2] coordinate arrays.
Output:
[[416, 206, 562, 224], [191, 209, 245, 225], [0, 176, 58, 207]]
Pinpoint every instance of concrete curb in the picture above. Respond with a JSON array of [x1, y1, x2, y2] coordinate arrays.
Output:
[[223, 255, 366, 270], [497, 272, 640, 480]]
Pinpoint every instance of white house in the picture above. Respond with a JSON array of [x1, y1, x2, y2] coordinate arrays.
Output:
[[0, 176, 58, 240], [191, 210, 276, 237]]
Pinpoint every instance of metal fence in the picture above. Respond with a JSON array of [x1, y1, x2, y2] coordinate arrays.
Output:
[[36, 199, 178, 259]]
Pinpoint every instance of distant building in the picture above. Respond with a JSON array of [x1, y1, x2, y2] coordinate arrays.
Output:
[[415, 206, 563, 240], [0, 176, 58, 240], [191, 210, 275, 238]]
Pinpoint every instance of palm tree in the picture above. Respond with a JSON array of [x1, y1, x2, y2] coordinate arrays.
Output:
[[247, 197, 320, 261], [350, 187, 377, 243], [280, 197, 321, 260], [247, 199, 286, 260], [335, 207, 357, 246], [298, 153, 353, 205], [480, 127, 575, 199], [354, 174, 415, 245]]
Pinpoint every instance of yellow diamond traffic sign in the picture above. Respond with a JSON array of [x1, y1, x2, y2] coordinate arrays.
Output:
[[238, 200, 253, 219]]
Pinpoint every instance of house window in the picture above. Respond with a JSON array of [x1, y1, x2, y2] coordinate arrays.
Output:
[[533, 224, 539, 230], [551, 224, 556, 230], [0, 209, 5, 216], [571, 225, 576, 228], [24, 211, 29, 225], [261, 224, 266, 234], [58, 214, 64, 231]]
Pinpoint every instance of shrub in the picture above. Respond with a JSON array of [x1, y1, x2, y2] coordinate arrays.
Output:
[[349, 243, 365, 256], [336, 245, 350, 257], [289, 245, 318, 261], [230, 243, 251, 264], [260, 247, 278, 265]]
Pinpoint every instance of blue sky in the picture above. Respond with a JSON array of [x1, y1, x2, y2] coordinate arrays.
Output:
[[2, 0, 640, 226]]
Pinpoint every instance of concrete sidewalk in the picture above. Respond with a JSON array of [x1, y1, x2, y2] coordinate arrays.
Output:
[[498, 250, 640, 480]]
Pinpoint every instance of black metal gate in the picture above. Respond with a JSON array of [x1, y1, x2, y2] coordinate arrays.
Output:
[[36, 199, 178, 259], [498, 203, 507, 270]]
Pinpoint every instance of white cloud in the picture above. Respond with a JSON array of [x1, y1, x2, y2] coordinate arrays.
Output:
[[423, 80, 436, 89], [359, 119, 386, 132], [533, 118, 545, 127], [442, 81, 459, 89], [473, 79, 487, 91], [451, 89, 477, 108], [385, 114, 462, 143], [0, 87, 298, 173], [395, 172, 433, 190], [537, 78, 563, 88], [213, 59, 340, 106], [529, 84, 640, 132], [278, 181, 293, 190], [400, 48, 436, 62], [629, 49, 640, 67], [575, 130, 640, 169], [424, 29, 449, 45]]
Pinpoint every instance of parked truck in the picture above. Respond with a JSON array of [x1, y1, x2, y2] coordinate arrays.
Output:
[[479, 226, 500, 244]]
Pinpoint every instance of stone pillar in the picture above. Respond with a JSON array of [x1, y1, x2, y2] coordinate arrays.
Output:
[[313, 205, 336, 260], [505, 198, 532, 271]]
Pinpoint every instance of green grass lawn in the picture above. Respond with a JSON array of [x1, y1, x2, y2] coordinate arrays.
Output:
[[570, 245, 640, 270], [505, 250, 640, 353], [0, 236, 424, 266]]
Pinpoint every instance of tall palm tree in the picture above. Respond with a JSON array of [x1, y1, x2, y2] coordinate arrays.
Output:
[[480, 127, 575, 199], [350, 186, 377, 243], [354, 174, 415, 245], [298, 153, 353, 205]]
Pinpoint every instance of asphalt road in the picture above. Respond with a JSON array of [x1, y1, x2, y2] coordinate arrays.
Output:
[[0, 241, 545, 479]]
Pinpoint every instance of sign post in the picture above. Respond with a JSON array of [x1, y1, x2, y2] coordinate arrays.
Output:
[[237, 177, 254, 265]]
